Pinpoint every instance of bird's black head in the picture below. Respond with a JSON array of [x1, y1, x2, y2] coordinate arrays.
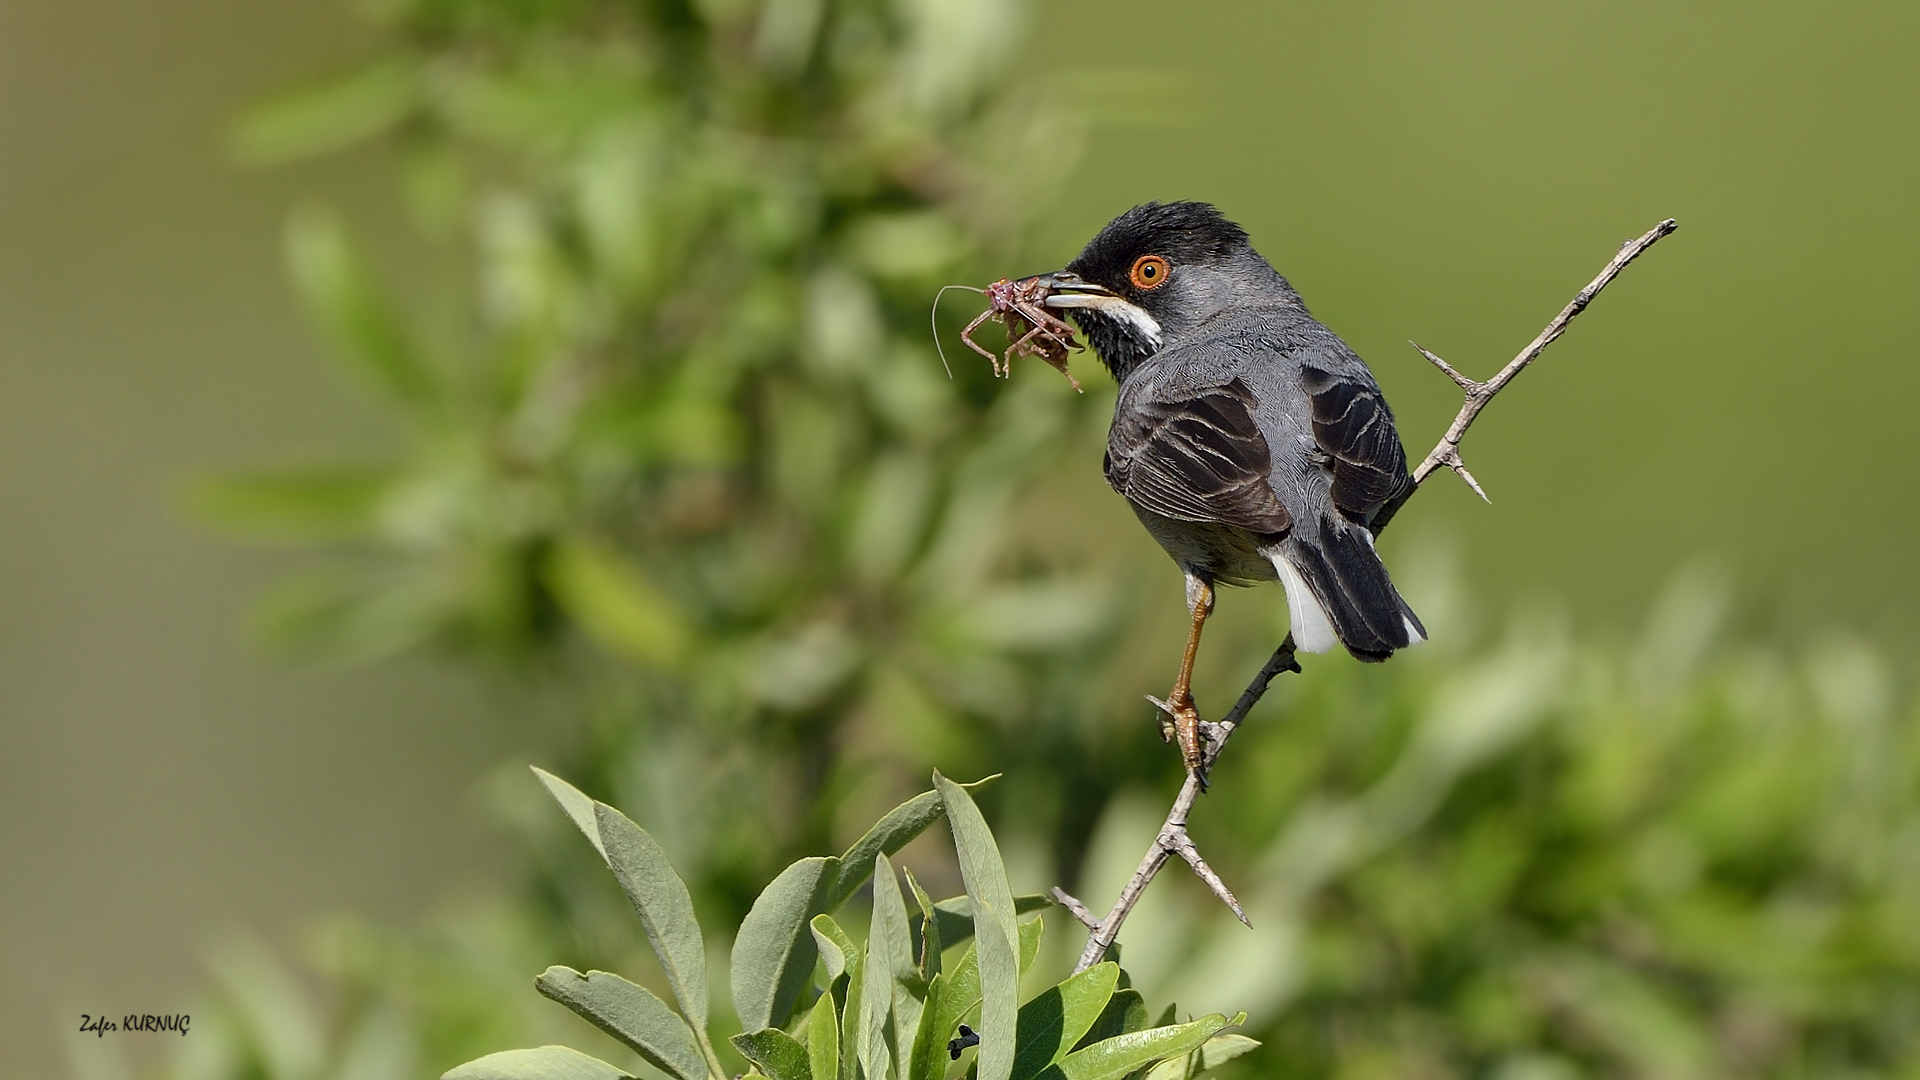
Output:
[[1038, 202, 1299, 382]]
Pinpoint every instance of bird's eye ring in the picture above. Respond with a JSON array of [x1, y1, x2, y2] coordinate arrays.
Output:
[[1129, 255, 1170, 290]]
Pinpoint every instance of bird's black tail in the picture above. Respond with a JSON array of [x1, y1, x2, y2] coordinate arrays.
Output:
[[1277, 516, 1425, 662]]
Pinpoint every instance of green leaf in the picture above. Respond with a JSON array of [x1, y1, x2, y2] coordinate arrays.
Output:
[[593, 802, 711, 1036], [232, 61, 415, 164], [244, 571, 437, 664], [830, 776, 997, 908], [917, 904, 1048, 1077], [869, 853, 923, 1077], [731, 1030, 813, 1080], [904, 868, 942, 981], [285, 206, 440, 413], [545, 539, 690, 667], [1140, 1035, 1260, 1080], [935, 772, 1019, 1080], [183, 464, 394, 542], [926, 941, 980, 1071], [443, 1046, 634, 1080], [1018, 914, 1046, 977], [733, 856, 841, 1032], [1073, 990, 1148, 1051], [534, 967, 708, 1080], [807, 986, 840, 1080], [532, 767, 607, 861], [1054, 1014, 1240, 1080], [1011, 964, 1119, 1080], [810, 914, 857, 983], [838, 943, 867, 1080], [918, 895, 1055, 952], [905, 972, 950, 1080]]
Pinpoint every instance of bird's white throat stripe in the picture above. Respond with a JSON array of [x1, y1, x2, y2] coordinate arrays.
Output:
[[1272, 554, 1337, 654], [1044, 293, 1163, 347]]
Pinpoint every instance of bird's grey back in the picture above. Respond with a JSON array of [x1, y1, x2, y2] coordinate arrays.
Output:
[[1115, 304, 1392, 532]]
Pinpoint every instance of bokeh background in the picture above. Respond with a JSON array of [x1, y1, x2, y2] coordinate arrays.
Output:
[[7, 1, 1920, 1078]]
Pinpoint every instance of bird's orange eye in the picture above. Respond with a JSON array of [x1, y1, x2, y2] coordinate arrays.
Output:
[[1129, 254, 1170, 290]]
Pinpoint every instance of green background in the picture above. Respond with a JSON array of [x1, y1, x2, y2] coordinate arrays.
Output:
[[1040, 0, 1920, 643]]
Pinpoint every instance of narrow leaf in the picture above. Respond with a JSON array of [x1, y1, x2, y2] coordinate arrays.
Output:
[[1056, 1014, 1237, 1080], [807, 986, 840, 1080], [859, 972, 891, 1080], [904, 868, 941, 981], [935, 772, 1019, 1080], [1073, 990, 1148, 1051], [872, 854, 926, 1072], [594, 802, 711, 1034], [919, 895, 1055, 951], [443, 1046, 633, 1080], [1011, 964, 1119, 1080], [232, 61, 415, 164], [183, 465, 394, 542], [532, 767, 606, 861], [831, 776, 998, 907], [810, 914, 857, 982], [1018, 915, 1045, 977], [838, 944, 867, 1080], [285, 206, 440, 412], [905, 972, 949, 1080], [927, 940, 980, 1071], [870, 859, 917, 993], [545, 540, 690, 667], [1141, 1034, 1260, 1080], [535, 967, 707, 1080], [733, 856, 840, 1032], [731, 1030, 813, 1080]]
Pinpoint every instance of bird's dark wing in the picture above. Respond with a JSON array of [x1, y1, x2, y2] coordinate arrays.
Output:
[[1298, 360, 1412, 520], [1105, 377, 1293, 536]]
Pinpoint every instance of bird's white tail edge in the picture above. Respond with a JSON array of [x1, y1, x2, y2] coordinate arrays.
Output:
[[1273, 554, 1338, 654]]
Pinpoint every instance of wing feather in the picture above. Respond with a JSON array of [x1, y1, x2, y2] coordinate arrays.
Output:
[[1298, 360, 1411, 520], [1105, 377, 1293, 537]]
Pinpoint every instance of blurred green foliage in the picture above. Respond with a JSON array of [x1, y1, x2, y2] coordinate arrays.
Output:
[[142, 0, 1920, 1078], [141, 575, 1920, 1079], [195, 0, 1127, 926]]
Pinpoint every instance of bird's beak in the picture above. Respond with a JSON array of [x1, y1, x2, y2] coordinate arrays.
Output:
[[1033, 271, 1163, 343], [1032, 271, 1116, 309]]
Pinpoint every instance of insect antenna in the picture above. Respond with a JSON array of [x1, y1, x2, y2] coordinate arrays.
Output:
[[929, 283, 987, 379]]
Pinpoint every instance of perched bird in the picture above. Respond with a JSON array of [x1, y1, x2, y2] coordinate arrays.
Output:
[[1033, 202, 1424, 773]]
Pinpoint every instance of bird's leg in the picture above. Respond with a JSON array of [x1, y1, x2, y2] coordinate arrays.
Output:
[[1166, 575, 1215, 774]]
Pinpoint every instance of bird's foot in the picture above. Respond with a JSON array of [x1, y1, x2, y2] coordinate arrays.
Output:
[[1146, 692, 1207, 782]]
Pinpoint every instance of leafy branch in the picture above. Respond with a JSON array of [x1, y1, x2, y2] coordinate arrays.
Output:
[[446, 770, 1256, 1080]]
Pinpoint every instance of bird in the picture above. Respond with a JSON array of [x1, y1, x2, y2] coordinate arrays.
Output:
[[1031, 201, 1425, 775]]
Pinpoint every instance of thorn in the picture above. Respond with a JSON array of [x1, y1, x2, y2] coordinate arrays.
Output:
[[1450, 457, 1491, 503], [1410, 341, 1477, 391], [1169, 830, 1250, 927], [1051, 887, 1100, 930]]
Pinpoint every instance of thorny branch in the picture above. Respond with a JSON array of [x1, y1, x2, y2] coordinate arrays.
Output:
[[1064, 218, 1679, 974]]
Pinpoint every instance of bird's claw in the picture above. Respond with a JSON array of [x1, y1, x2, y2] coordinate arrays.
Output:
[[1146, 692, 1206, 780]]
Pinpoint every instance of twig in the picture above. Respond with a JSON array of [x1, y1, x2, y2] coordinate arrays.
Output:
[[1071, 638, 1297, 971], [1051, 887, 1100, 930], [1064, 219, 1678, 974], [1401, 218, 1679, 509]]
